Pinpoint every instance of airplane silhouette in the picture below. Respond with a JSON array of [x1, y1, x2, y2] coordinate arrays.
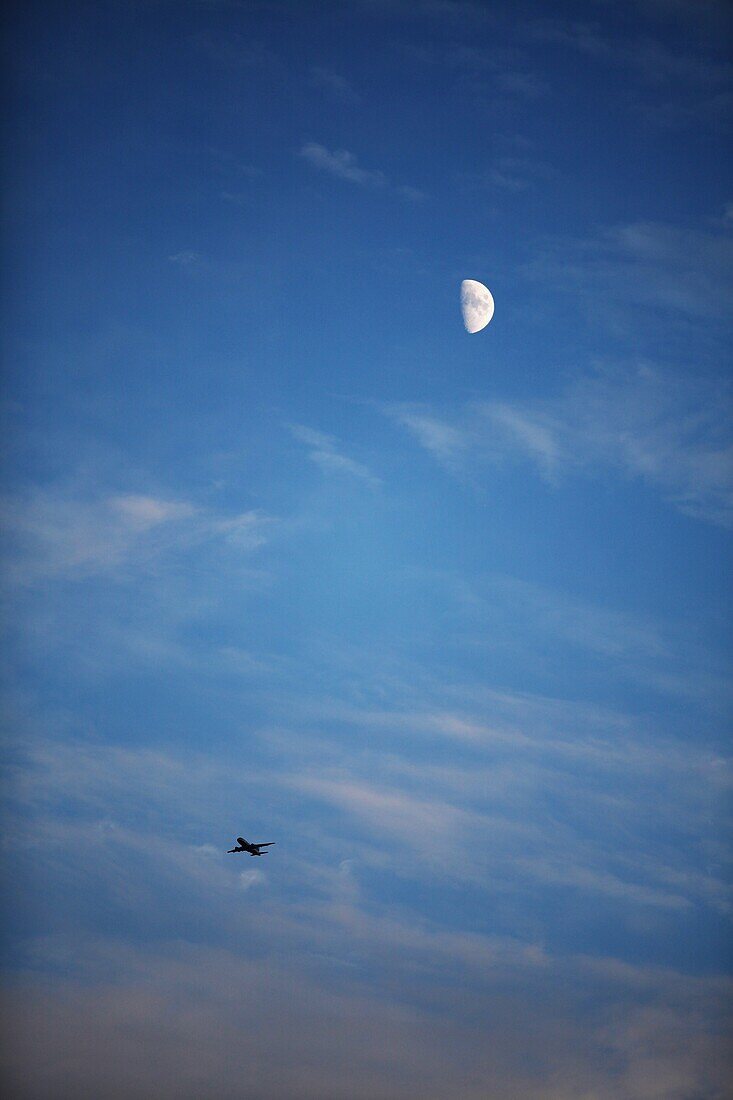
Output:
[[227, 837, 275, 856]]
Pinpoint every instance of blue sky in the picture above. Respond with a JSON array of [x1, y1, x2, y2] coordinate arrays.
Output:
[[2, 1, 732, 1096]]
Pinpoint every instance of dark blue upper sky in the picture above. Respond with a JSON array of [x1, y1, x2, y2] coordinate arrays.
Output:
[[2, 2, 732, 1097]]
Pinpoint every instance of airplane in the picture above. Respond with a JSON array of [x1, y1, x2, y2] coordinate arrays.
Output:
[[227, 837, 275, 857]]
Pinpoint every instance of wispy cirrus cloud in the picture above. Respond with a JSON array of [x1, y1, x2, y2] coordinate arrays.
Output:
[[299, 143, 385, 187], [529, 220, 733, 322], [310, 66, 361, 103], [1, 488, 272, 584], [487, 364, 733, 524], [528, 17, 732, 86], [168, 249, 201, 267], [390, 361, 733, 526], [486, 155, 555, 191], [446, 43, 551, 100], [298, 143, 425, 200], [276, 726, 729, 912], [526, 18, 732, 129], [195, 32, 283, 76], [494, 69, 548, 99], [10, 693, 729, 927], [387, 408, 466, 465], [290, 424, 381, 487], [482, 402, 562, 479], [457, 147, 557, 194]]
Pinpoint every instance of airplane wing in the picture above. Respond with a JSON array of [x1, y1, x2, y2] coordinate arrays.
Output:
[[254, 842, 275, 847]]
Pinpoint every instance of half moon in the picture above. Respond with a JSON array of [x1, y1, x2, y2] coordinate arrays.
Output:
[[461, 279, 494, 333]]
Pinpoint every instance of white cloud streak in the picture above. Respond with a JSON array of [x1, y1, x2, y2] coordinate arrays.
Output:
[[290, 424, 381, 486], [528, 17, 733, 87], [1, 488, 272, 584], [299, 142, 386, 187], [391, 361, 733, 525], [310, 66, 361, 103], [386, 407, 467, 466], [299, 143, 425, 200], [529, 220, 733, 321]]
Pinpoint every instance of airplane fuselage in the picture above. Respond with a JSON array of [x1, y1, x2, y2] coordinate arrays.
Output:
[[227, 838, 274, 856]]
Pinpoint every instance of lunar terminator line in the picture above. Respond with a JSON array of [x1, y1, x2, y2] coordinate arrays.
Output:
[[227, 837, 275, 856]]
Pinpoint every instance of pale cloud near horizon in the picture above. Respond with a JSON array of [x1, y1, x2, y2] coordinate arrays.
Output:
[[6, 934, 729, 1100]]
